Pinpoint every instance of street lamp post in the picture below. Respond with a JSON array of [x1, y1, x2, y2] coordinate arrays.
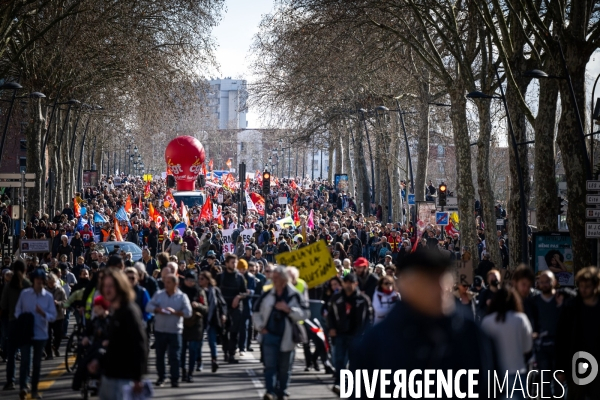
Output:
[[467, 64, 529, 264]]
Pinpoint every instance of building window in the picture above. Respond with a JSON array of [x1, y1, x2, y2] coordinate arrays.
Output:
[[19, 157, 26, 172], [313, 160, 319, 168], [438, 162, 445, 174], [240, 142, 245, 151], [437, 145, 445, 157], [20, 140, 26, 151]]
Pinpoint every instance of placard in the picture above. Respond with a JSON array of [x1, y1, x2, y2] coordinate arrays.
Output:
[[83, 170, 99, 188], [275, 240, 337, 288], [453, 259, 473, 286], [20, 239, 51, 253], [532, 232, 574, 286]]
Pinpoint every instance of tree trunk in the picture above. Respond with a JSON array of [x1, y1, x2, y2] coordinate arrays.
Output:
[[389, 113, 402, 222], [476, 100, 502, 270], [506, 82, 531, 270], [449, 83, 478, 264], [415, 79, 431, 201], [26, 98, 45, 218], [342, 123, 355, 198], [353, 119, 371, 215], [327, 137, 334, 182], [534, 63, 559, 232], [335, 132, 342, 175], [557, 44, 592, 271]]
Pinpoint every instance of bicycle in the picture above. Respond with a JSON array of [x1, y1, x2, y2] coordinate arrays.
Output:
[[65, 315, 86, 373]]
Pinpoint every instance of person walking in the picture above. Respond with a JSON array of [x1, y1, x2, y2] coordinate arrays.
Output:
[[198, 270, 227, 372], [556, 266, 600, 399], [180, 270, 207, 382], [146, 273, 192, 387], [1, 260, 31, 391], [327, 273, 372, 394], [253, 265, 309, 400], [44, 273, 66, 360], [481, 286, 532, 400], [371, 275, 400, 324], [14, 269, 57, 400], [217, 254, 246, 364], [95, 268, 148, 400]]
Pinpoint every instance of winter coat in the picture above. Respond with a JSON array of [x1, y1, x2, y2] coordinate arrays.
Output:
[[372, 289, 400, 324], [252, 283, 310, 352], [181, 284, 208, 342]]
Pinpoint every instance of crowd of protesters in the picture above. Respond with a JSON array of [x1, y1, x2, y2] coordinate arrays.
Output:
[[0, 173, 597, 400]]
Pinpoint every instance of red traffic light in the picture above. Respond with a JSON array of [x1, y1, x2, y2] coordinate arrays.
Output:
[[439, 184, 447, 193]]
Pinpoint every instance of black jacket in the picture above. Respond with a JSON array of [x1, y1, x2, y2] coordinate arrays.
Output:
[[103, 301, 147, 381], [352, 301, 497, 399], [217, 269, 247, 310], [555, 295, 600, 397], [356, 272, 379, 300], [327, 288, 372, 336]]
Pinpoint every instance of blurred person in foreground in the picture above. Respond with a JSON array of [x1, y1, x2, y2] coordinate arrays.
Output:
[[94, 268, 147, 400], [556, 266, 600, 400], [352, 249, 496, 399]]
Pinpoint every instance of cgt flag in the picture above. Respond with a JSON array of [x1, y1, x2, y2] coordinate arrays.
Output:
[[249, 192, 265, 216], [113, 218, 123, 241], [125, 195, 133, 213]]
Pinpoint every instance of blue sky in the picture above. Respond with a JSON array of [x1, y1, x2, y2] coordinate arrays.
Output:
[[211, 1, 600, 129]]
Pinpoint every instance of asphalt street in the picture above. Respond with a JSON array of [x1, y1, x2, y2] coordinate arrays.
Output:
[[0, 322, 337, 400]]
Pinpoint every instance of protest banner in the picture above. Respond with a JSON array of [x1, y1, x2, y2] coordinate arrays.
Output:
[[453, 259, 473, 286], [222, 228, 256, 254], [275, 240, 337, 288]]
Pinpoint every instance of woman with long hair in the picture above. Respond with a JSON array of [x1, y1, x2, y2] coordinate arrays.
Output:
[[96, 268, 147, 400], [481, 286, 532, 400], [198, 271, 227, 373]]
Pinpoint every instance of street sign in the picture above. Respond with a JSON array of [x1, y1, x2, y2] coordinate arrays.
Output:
[[0, 182, 35, 188], [496, 219, 505, 226], [446, 197, 458, 207], [408, 194, 415, 205], [587, 180, 600, 190], [278, 196, 287, 205], [435, 211, 449, 226], [586, 222, 600, 238], [587, 195, 600, 204], [587, 209, 600, 219], [0, 173, 35, 180]]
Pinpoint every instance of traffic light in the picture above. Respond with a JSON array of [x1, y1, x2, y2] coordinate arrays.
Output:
[[438, 183, 447, 207], [166, 175, 176, 188], [558, 196, 565, 215], [262, 170, 271, 196], [196, 174, 205, 188]]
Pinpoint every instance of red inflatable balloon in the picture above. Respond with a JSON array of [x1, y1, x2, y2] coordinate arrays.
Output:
[[164, 136, 205, 191]]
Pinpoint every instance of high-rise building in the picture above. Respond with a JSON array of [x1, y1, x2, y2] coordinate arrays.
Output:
[[207, 78, 248, 129]]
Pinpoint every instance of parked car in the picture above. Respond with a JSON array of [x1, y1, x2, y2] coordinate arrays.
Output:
[[95, 241, 143, 262]]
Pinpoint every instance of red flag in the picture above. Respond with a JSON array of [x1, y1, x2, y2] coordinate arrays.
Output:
[[125, 195, 133, 213], [208, 159, 213, 171], [73, 201, 81, 218], [226, 158, 232, 169], [138, 195, 143, 212], [164, 189, 176, 208], [222, 173, 235, 192], [149, 203, 157, 221], [202, 163, 207, 176], [114, 218, 123, 241], [144, 181, 151, 199], [200, 196, 213, 221], [214, 205, 223, 225], [290, 180, 298, 190], [293, 204, 300, 226], [249, 192, 265, 216], [245, 177, 250, 191]]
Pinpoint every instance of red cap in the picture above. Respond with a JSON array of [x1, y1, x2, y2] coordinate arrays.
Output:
[[93, 295, 110, 310], [353, 257, 369, 267]]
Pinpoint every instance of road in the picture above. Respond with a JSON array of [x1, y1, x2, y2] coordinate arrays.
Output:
[[0, 323, 337, 400]]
